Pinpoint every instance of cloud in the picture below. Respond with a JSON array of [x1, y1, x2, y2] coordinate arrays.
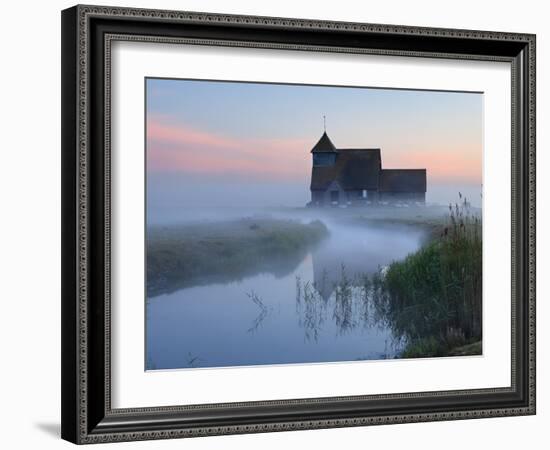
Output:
[[383, 147, 482, 185], [147, 116, 482, 185], [147, 117, 311, 180]]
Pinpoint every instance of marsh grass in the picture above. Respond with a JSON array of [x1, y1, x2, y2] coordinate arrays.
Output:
[[147, 218, 329, 296], [295, 277, 326, 342], [247, 290, 269, 334], [295, 266, 388, 341], [377, 195, 482, 357], [333, 265, 355, 334], [293, 195, 482, 358]]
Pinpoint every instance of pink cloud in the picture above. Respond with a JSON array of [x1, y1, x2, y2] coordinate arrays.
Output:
[[147, 118, 310, 180], [384, 147, 482, 185], [147, 117, 482, 185], [148, 120, 242, 150]]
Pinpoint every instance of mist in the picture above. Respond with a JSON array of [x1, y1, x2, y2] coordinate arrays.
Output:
[[145, 78, 484, 369], [146, 166, 485, 369], [147, 172, 480, 226]]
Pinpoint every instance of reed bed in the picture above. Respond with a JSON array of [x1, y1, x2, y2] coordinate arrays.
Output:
[[293, 195, 482, 358], [378, 195, 482, 357]]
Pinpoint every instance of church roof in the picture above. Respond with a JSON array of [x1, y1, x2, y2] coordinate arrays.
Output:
[[379, 169, 427, 193], [311, 132, 337, 153], [310, 132, 427, 193], [310, 149, 381, 190]]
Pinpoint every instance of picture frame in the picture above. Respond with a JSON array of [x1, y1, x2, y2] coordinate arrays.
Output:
[[61, 4, 536, 444]]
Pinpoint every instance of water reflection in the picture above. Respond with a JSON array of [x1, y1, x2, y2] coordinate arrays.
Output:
[[296, 223, 424, 340], [146, 222, 424, 370], [246, 291, 270, 334]]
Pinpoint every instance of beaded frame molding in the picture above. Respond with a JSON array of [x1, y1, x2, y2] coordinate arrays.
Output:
[[61, 4, 536, 444]]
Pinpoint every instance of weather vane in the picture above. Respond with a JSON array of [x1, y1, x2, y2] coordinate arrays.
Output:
[[323, 115, 326, 132]]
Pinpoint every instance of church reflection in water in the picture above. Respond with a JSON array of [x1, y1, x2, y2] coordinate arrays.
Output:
[[295, 240, 379, 342], [310, 231, 387, 301], [295, 223, 423, 343]]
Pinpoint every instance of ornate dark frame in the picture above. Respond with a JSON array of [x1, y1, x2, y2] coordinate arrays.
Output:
[[61, 4, 536, 444]]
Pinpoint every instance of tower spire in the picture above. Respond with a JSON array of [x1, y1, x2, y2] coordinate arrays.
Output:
[[323, 115, 326, 132]]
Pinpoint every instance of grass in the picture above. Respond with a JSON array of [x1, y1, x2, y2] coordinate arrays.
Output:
[[330, 204, 456, 242], [401, 337, 482, 358], [373, 196, 482, 357], [286, 196, 483, 359], [147, 199, 481, 359], [147, 217, 329, 296]]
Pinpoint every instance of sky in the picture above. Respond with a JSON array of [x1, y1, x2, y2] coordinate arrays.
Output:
[[146, 78, 483, 213]]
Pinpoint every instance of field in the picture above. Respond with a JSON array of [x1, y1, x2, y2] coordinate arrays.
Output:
[[147, 217, 329, 296], [381, 200, 482, 357], [291, 201, 482, 357], [147, 202, 482, 359]]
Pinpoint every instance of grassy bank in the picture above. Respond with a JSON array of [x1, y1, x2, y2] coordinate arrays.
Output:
[[147, 218, 328, 296], [277, 204, 458, 241], [371, 199, 482, 357], [348, 207, 453, 243]]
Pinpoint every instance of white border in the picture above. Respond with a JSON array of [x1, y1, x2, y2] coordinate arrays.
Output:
[[111, 41, 511, 409]]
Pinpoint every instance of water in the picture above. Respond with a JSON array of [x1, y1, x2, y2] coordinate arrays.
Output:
[[146, 221, 424, 370]]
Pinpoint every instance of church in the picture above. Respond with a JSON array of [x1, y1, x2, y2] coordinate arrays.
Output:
[[309, 131, 427, 207]]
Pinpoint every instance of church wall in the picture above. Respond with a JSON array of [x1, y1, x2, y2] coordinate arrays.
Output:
[[312, 153, 337, 166], [346, 190, 362, 202], [343, 190, 380, 204], [324, 182, 346, 205], [379, 192, 425, 203], [311, 189, 425, 206], [310, 190, 324, 205]]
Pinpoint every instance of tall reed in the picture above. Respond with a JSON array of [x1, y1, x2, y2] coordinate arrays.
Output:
[[378, 195, 482, 356]]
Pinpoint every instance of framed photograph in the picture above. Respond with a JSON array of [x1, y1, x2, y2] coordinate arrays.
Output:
[[61, 4, 536, 444]]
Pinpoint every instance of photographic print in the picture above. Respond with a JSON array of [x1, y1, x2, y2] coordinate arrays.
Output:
[[145, 78, 483, 371], [61, 8, 536, 441]]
